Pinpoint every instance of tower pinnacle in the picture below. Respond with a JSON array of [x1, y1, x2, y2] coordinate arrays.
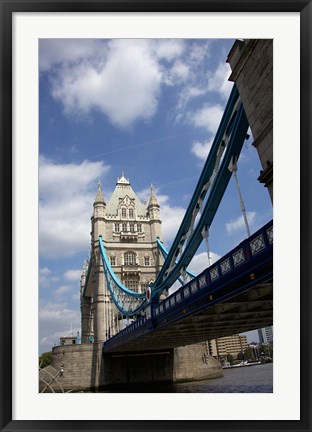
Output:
[[148, 183, 159, 208], [116, 172, 130, 185], [94, 179, 105, 205]]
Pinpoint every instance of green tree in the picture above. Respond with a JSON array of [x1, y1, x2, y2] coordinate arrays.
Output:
[[244, 346, 253, 360], [236, 351, 245, 360], [259, 344, 273, 358], [39, 351, 52, 368], [226, 353, 234, 364]]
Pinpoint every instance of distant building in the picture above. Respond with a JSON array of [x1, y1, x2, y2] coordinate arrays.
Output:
[[60, 336, 77, 346], [258, 326, 273, 344], [59, 331, 81, 346], [209, 334, 248, 360]]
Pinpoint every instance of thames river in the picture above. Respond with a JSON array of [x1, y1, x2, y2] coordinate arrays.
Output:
[[101, 362, 273, 393]]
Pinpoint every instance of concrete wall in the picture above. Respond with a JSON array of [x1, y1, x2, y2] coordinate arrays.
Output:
[[173, 343, 223, 382]]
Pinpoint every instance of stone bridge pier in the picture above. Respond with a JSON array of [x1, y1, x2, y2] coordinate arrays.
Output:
[[50, 342, 222, 392]]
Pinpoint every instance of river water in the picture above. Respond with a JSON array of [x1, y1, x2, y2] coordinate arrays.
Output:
[[101, 362, 273, 393]]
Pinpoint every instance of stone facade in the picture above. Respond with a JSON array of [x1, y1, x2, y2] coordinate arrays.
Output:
[[51, 343, 103, 391], [173, 343, 223, 382], [80, 175, 163, 344], [227, 39, 273, 202]]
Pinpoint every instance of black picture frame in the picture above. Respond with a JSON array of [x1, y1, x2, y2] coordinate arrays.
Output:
[[1, 1, 311, 431]]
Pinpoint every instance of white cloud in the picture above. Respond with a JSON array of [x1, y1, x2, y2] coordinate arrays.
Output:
[[179, 85, 206, 105], [50, 39, 163, 128], [64, 269, 82, 282], [54, 285, 72, 299], [39, 301, 80, 353], [207, 62, 233, 100], [39, 39, 106, 72], [191, 139, 213, 161], [39, 156, 110, 258], [40, 267, 51, 275], [41, 39, 231, 130], [155, 39, 186, 61], [189, 40, 211, 65], [168, 61, 190, 84], [188, 104, 223, 134], [226, 211, 256, 233], [39, 267, 60, 288], [188, 251, 221, 275], [161, 203, 186, 244]]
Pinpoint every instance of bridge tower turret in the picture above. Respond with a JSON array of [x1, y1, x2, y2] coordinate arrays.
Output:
[[91, 180, 107, 343], [92, 180, 106, 239], [80, 260, 93, 343], [147, 185, 161, 237], [147, 184, 163, 274]]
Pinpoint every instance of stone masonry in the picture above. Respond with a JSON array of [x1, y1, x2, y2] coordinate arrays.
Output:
[[227, 39, 273, 202], [80, 174, 163, 344]]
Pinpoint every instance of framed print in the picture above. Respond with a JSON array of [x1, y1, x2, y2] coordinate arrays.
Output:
[[1, 1, 311, 431]]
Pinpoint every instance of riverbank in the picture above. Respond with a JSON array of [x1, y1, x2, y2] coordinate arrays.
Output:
[[222, 360, 262, 369]]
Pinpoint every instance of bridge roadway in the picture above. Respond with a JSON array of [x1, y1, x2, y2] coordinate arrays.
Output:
[[103, 220, 273, 353]]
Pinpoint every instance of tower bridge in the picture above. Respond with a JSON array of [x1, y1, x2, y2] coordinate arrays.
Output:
[[50, 39, 273, 391]]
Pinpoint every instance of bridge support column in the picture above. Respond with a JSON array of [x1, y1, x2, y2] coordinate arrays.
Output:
[[173, 342, 223, 382], [93, 246, 106, 344]]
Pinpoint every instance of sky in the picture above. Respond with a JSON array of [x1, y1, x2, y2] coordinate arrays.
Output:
[[39, 38, 273, 354]]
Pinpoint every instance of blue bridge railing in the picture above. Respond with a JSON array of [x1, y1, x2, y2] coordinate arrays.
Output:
[[103, 219, 273, 350]]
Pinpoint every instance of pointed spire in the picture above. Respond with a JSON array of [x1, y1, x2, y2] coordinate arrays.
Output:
[[148, 183, 159, 207], [116, 171, 130, 186], [94, 179, 105, 204]]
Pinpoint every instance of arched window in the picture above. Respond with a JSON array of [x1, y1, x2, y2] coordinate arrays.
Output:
[[122, 223, 127, 232], [124, 252, 136, 266], [137, 224, 142, 233], [114, 223, 120, 232], [129, 208, 134, 218], [121, 208, 127, 218], [129, 223, 135, 232]]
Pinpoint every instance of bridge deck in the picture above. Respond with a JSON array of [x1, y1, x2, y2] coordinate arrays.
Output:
[[104, 221, 273, 353]]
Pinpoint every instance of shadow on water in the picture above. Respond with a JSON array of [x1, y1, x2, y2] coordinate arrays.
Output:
[[97, 362, 273, 393]]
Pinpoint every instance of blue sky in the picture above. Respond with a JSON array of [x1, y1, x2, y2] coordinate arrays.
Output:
[[39, 38, 273, 354]]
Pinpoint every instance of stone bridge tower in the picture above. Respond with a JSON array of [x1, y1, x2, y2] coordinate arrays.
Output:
[[227, 39, 273, 202], [80, 174, 163, 344]]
